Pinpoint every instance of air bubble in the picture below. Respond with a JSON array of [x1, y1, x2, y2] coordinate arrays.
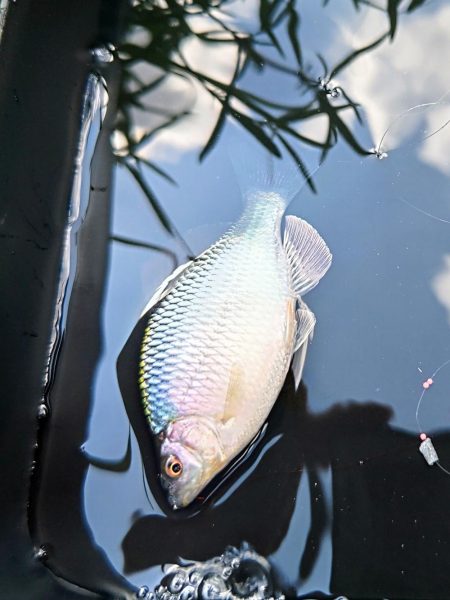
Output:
[[370, 147, 388, 160], [37, 403, 48, 419], [91, 44, 115, 64], [222, 566, 232, 578], [317, 77, 340, 98], [168, 573, 185, 593], [179, 589, 195, 600], [189, 570, 202, 584], [34, 545, 48, 561]]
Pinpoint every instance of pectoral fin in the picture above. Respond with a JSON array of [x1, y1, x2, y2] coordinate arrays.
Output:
[[291, 303, 316, 389], [222, 363, 245, 423], [283, 215, 332, 298]]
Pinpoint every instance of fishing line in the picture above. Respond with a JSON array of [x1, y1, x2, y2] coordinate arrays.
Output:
[[398, 195, 450, 225], [415, 357, 450, 473], [373, 90, 450, 158]]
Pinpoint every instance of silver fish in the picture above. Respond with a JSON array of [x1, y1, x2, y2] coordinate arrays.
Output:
[[139, 158, 332, 508]]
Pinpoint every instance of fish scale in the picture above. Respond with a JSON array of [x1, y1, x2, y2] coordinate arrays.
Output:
[[138, 172, 332, 507], [140, 198, 291, 441]]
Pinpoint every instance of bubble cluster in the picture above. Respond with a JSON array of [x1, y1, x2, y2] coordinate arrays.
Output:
[[142, 543, 284, 600]]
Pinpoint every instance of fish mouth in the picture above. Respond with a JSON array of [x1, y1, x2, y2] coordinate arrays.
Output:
[[162, 475, 203, 509]]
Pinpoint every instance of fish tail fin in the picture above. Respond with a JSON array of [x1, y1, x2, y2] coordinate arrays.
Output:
[[229, 136, 317, 207]]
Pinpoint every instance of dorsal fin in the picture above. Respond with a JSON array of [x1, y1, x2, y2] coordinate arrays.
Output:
[[283, 215, 332, 298]]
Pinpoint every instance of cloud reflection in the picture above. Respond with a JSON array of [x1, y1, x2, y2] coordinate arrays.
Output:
[[432, 254, 450, 327], [335, 2, 450, 174]]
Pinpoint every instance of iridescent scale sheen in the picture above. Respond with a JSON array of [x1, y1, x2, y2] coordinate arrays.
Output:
[[139, 194, 294, 459]]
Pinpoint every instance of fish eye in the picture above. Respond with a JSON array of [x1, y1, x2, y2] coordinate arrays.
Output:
[[165, 456, 183, 478]]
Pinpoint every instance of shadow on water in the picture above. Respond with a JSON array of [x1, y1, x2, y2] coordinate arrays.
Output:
[[21, 0, 450, 598], [117, 313, 450, 599]]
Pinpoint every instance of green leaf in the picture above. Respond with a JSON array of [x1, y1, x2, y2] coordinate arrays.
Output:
[[200, 45, 244, 162], [230, 109, 281, 157], [267, 0, 285, 20], [110, 234, 178, 269], [322, 98, 371, 156], [277, 135, 317, 194], [280, 124, 330, 150], [132, 74, 167, 98], [124, 161, 175, 235], [387, 0, 400, 39], [335, 89, 363, 124], [330, 30, 389, 78], [316, 52, 328, 76], [200, 101, 228, 161], [407, 0, 427, 11], [259, 0, 284, 55], [136, 157, 178, 185], [132, 110, 190, 153], [259, 0, 271, 28], [279, 105, 321, 123], [287, 1, 302, 66], [320, 126, 336, 163]]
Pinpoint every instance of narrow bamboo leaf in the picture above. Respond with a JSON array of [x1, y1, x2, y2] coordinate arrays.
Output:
[[336, 88, 363, 124], [266, 28, 285, 57], [200, 46, 243, 161], [111, 234, 178, 269], [277, 135, 317, 194], [245, 42, 267, 71], [407, 0, 427, 11], [281, 125, 330, 150], [272, 3, 290, 27], [267, 0, 285, 20], [387, 0, 400, 39], [320, 125, 337, 163], [259, 0, 284, 55], [316, 53, 329, 76], [132, 110, 190, 152], [287, 1, 302, 66], [137, 157, 178, 185], [125, 162, 175, 235], [259, 0, 271, 29], [330, 31, 389, 78], [230, 109, 281, 156], [133, 74, 167, 98], [327, 107, 371, 156], [279, 105, 321, 123], [200, 102, 228, 161]]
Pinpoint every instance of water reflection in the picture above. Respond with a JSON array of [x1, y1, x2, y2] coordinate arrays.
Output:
[[113, 0, 402, 233], [116, 313, 450, 598], [0, 0, 10, 43], [330, 1, 450, 166], [432, 255, 450, 325], [32, 0, 450, 598]]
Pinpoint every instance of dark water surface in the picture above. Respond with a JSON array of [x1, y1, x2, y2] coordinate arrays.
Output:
[[22, 0, 450, 598]]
